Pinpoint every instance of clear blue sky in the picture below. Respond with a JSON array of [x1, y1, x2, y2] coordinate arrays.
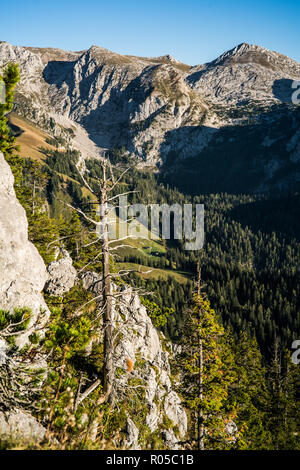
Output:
[[2, 0, 300, 65]]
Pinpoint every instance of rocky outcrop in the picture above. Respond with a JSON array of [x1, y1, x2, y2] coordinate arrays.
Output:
[[0, 409, 46, 444], [0, 339, 7, 366], [125, 418, 140, 450], [45, 250, 77, 297], [187, 43, 300, 106], [0, 152, 49, 443], [0, 152, 49, 347], [82, 272, 187, 449]]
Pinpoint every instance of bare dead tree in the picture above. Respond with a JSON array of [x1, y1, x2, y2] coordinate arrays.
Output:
[[67, 160, 139, 404], [98, 163, 113, 398], [56, 157, 159, 417]]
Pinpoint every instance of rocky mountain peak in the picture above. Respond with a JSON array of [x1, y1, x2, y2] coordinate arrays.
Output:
[[82, 44, 136, 67], [153, 54, 184, 65], [201, 42, 300, 77], [0, 152, 49, 348]]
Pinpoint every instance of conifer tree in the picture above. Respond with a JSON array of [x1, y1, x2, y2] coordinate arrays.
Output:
[[0, 63, 20, 155], [266, 341, 300, 449], [179, 265, 238, 449], [230, 331, 272, 449]]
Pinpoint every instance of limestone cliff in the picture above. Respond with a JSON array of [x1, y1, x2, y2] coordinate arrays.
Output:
[[0, 152, 49, 347], [0, 153, 187, 448], [0, 151, 49, 443]]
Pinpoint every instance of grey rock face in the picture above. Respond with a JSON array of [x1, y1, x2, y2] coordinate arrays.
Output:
[[0, 409, 46, 444], [125, 418, 141, 450], [113, 286, 188, 446], [0, 339, 7, 366], [45, 250, 77, 296], [164, 391, 187, 437], [0, 152, 50, 444], [225, 420, 238, 437], [0, 152, 49, 347], [161, 429, 180, 450], [82, 272, 187, 449], [188, 43, 300, 106]]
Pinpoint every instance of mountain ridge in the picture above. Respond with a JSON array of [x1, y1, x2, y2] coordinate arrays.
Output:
[[4, 40, 300, 68], [1, 40, 300, 192]]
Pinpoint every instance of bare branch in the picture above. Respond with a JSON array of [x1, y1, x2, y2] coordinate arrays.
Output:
[[74, 378, 102, 408], [59, 200, 99, 226], [107, 167, 130, 192], [107, 191, 137, 202], [75, 164, 97, 195]]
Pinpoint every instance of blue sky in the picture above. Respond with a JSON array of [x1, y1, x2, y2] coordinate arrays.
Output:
[[2, 0, 300, 65]]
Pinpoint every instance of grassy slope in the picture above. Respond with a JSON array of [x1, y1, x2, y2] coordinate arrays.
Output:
[[8, 112, 56, 161], [118, 262, 191, 283]]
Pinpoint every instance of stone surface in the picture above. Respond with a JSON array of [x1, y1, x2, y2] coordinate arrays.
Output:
[[0, 409, 46, 443], [45, 250, 77, 296], [161, 429, 180, 450], [0, 339, 7, 366], [125, 418, 140, 450], [0, 152, 49, 347], [225, 420, 238, 436], [82, 272, 187, 449], [164, 391, 187, 437], [0, 153, 51, 445]]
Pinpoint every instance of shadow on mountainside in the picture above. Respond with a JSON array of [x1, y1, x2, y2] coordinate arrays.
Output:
[[228, 195, 300, 241], [43, 60, 161, 149], [160, 105, 300, 195], [272, 78, 296, 103], [43, 60, 78, 85]]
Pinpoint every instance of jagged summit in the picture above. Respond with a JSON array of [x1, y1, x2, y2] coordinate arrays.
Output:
[[81, 44, 140, 66], [194, 42, 300, 77], [153, 54, 183, 64], [87, 44, 114, 55], [223, 42, 264, 54]]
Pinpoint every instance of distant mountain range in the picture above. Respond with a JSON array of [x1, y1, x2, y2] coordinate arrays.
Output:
[[1, 40, 300, 193]]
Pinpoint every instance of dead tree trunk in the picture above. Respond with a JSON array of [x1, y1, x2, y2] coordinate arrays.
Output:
[[68, 160, 136, 405], [99, 166, 113, 399]]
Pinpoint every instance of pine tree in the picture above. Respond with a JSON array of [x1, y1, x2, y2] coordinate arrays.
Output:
[[0, 63, 20, 155], [179, 266, 238, 449], [266, 340, 300, 449], [230, 331, 272, 449]]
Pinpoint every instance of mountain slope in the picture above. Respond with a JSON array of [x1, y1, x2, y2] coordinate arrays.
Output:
[[1, 40, 300, 191], [188, 43, 300, 106]]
